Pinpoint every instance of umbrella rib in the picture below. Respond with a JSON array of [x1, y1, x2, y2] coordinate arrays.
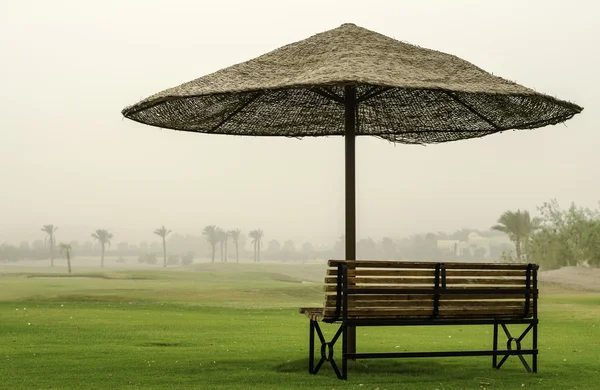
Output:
[[380, 129, 500, 135], [311, 87, 344, 104], [123, 96, 180, 117], [503, 112, 579, 130], [444, 91, 502, 130], [210, 92, 263, 132], [357, 86, 392, 103]]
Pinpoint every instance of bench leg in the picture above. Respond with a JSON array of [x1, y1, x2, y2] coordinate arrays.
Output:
[[309, 320, 315, 374], [495, 322, 536, 373], [308, 320, 346, 379], [492, 323, 499, 368], [532, 321, 538, 373], [342, 323, 348, 380]]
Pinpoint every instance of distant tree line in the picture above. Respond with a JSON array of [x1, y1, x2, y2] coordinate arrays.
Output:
[[0, 226, 507, 265], [2, 200, 599, 270], [495, 200, 600, 269], [201, 225, 263, 263]]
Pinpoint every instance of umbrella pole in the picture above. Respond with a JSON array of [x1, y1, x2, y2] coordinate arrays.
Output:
[[344, 85, 357, 356]]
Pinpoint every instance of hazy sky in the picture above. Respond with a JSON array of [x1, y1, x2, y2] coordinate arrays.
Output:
[[0, 0, 597, 246]]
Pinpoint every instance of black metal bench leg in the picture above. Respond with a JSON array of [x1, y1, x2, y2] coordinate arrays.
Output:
[[308, 321, 345, 379], [532, 321, 538, 373], [492, 322, 498, 368], [496, 323, 534, 373], [311, 321, 327, 375], [328, 346, 342, 379], [516, 324, 534, 372], [309, 320, 315, 374], [342, 323, 347, 380]]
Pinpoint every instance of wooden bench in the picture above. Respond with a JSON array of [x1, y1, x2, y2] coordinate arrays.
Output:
[[299, 260, 539, 380]]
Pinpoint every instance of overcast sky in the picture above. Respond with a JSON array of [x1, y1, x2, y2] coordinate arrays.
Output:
[[0, 0, 597, 246]]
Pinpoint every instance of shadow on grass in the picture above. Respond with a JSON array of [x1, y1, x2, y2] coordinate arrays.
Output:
[[25, 271, 161, 280], [140, 341, 193, 348], [14, 292, 156, 303], [275, 356, 485, 378]]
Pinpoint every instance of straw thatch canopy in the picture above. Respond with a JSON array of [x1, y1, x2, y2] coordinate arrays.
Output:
[[122, 23, 582, 144]]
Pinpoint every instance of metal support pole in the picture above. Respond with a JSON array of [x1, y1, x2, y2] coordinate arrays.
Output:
[[344, 85, 357, 356], [532, 266, 538, 373]]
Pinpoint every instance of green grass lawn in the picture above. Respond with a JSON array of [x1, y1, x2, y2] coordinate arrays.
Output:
[[1, 263, 599, 389]]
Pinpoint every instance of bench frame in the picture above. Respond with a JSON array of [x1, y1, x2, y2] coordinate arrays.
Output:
[[304, 261, 539, 380]]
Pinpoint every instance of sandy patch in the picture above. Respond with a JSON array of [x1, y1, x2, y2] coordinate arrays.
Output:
[[28, 276, 101, 280], [539, 266, 600, 292]]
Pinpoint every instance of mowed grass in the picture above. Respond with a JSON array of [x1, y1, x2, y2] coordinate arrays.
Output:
[[1, 263, 599, 389]]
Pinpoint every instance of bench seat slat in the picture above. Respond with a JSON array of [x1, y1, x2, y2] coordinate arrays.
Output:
[[324, 299, 531, 308], [322, 307, 529, 318], [299, 307, 324, 321], [327, 269, 528, 277], [328, 260, 535, 270], [323, 285, 534, 292], [324, 276, 529, 285], [333, 293, 529, 301]]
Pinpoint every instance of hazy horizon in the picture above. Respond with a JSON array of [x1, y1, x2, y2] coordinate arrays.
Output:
[[1, 0, 597, 246]]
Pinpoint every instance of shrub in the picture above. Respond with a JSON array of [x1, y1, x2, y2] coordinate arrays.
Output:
[[167, 255, 180, 265], [182, 251, 194, 265]]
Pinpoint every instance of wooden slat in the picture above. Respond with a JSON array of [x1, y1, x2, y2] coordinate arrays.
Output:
[[445, 278, 528, 286], [324, 299, 529, 309], [322, 307, 527, 317], [442, 300, 528, 307], [323, 285, 533, 292], [324, 276, 528, 286], [324, 313, 528, 320], [325, 276, 435, 284], [446, 270, 527, 277], [329, 260, 438, 269], [324, 298, 434, 308], [324, 306, 524, 317], [328, 293, 529, 301], [328, 260, 536, 270], [323, 285, 428, 292], [333, 293, 435, 301], [299, 307, 324, 321], [327, 269, 435, 277], [326, 269, 528, 277], [323, 308, 431, 316]]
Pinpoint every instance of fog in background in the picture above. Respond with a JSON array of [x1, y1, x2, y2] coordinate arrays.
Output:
[[0, 0, 597, 247]]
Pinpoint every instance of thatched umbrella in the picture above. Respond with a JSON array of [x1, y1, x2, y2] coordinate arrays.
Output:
[[122, 23, 583, 352]]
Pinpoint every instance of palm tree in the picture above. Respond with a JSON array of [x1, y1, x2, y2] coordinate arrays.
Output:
[[381, 237, 396, 259], [492, 210, 542, 262], [202, 225, 219, 263], [91, 229, 113, 268], [249, 229, 264, 263], [249, 230, 257, 262], [219, 229, 229, 263], [229, 229, 242, 263], [59, 243, 73, 274], [215, 228, 225, 262], [153, 226, 172, 267], [41, 224, 58, 267]]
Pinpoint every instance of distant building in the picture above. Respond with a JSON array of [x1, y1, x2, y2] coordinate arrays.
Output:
[[437, 233, 498, 259], [467, 232, 491, 258], [437, 239, 460, 254]]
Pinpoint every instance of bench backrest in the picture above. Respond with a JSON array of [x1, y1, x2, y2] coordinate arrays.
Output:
[[321, 260, 538, 322]]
